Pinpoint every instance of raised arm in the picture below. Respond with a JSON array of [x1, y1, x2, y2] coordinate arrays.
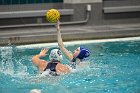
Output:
[[56, 21, 73, 61], [32, 49, 48, 70]]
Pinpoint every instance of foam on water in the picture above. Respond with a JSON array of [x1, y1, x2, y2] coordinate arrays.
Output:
[[0, 46, 14, 75], [0, 46, 29, 78]]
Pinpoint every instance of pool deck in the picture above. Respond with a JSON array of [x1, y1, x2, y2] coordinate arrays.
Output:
[[0, 23, 140, 45]]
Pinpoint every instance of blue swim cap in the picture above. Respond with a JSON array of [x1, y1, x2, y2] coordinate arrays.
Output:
[[76, 47, 90, 60]]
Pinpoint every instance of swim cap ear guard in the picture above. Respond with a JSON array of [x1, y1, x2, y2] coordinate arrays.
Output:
[[76, 47, 90, 60], [49, 49, 63, 62]]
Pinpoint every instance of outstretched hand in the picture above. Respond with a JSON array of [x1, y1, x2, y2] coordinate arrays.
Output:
[[38, 49, 48, 57]]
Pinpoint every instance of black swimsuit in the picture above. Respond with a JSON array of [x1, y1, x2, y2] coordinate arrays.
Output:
[[44, 62, 58, 71], [44, 62, 59, 76]]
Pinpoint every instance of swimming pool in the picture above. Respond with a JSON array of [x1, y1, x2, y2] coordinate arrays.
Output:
[[0, 37, 140, 93]]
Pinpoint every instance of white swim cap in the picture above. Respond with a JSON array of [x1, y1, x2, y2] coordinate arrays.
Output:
[[49, 49, 62, 61], [30, 89, 41, 93]]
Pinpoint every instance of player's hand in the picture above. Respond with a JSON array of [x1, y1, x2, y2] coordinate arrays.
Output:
[[38, 48, 48, 57]]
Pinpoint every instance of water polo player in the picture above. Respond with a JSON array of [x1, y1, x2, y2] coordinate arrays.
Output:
[[56, 21, 90, 69], [32, 48, 70, 76]]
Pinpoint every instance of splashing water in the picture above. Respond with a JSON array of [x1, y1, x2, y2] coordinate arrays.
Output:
[[0, 46, 29, 77], [0, 46, 14, 75]]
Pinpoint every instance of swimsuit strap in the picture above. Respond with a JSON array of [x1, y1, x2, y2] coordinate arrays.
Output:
[[43, 62, 59, 76], [44, 62, 58, 72]]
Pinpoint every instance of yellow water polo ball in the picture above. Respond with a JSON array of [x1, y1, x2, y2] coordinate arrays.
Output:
[[46, 9, 60, 23]]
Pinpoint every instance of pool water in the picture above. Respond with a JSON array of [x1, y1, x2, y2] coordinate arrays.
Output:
[[0, 38, 140, 93]]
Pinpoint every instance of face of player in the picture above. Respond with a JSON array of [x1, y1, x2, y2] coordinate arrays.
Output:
[[73, 47, 80, 58]]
